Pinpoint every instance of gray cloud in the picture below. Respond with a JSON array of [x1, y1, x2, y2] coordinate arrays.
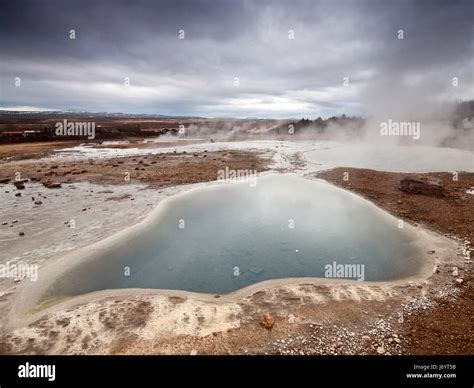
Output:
[[0, 0, 472, 117]]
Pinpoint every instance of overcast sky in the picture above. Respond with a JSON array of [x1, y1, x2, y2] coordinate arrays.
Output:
[[0, 0, 472, 118]]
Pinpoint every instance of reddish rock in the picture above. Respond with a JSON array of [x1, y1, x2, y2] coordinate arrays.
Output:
[[260, 314, 274, 329]]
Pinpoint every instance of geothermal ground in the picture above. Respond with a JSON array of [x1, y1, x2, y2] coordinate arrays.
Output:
[[0, 139, 472, 355]]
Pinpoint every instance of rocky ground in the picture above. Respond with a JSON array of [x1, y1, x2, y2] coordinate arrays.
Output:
[[315, 168, 473, 355], [0, 140, 80, 160], [0, 149, 271, 189], [0, 142, 472, 355]]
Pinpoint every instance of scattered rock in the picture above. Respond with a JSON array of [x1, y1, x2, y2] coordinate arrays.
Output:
[[260, 314, 274, 329], [19, 232, 25, 236], [376, 346, 385, 355]]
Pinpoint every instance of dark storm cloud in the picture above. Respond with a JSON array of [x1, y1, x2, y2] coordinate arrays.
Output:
[[0, 0, 472, 117]]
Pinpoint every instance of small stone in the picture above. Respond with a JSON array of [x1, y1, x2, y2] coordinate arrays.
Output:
[[260, 314, 274, 329], [452, 267, 459, 277], [455, 278, 463, 284], [19, 232, 25, 236], [14, 181, 25, 190], [376, 346, 385, 355], [42, 181, 62, 189]]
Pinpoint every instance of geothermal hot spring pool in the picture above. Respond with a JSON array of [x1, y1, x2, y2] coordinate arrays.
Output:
[[41, 174, 425, 302]]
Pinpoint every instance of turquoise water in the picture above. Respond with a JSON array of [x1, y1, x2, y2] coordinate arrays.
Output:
[[43, 174, 423, 298]]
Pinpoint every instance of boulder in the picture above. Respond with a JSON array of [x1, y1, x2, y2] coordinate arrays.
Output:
[[399, 175, 444, 197]]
